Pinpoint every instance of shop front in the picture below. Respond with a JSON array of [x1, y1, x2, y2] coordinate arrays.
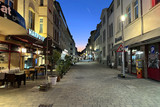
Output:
[[148, 44, 160, 81], [131, 47, 144, 75], [0, 1, 26, 72]]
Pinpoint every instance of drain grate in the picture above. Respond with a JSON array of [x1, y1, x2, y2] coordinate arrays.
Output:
[[39, 104, 53, 107], [75, 77, 84, 79]]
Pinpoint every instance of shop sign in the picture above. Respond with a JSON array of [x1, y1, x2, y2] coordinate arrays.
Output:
[[115, 36, 122, 43], [151, 46, 155, 54], [28, 29, 45, 41], [0, 1, 26, 29]]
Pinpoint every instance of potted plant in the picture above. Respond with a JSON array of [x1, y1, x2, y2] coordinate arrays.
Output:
[[55, 64, 62, 82], [48, 50, 61, 85]]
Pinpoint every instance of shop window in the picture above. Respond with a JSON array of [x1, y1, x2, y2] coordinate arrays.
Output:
[[133, 0, 139, 19], [131, 48, 144, 74], [10, 53, 20, 68], [152, 0, 160, 7], [39, 18, 43, 33], [28, 10, 35, 30], [148, 44, 159, 69], [24, 54, 33, 69], [0, 52, 9, 70]]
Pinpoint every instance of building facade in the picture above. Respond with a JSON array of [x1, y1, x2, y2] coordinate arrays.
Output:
[[0, 0, 76, 72], [100, 8, 108, 65], [113, 0, 160, 81]]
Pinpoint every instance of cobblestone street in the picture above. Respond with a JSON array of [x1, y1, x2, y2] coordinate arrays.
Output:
[[0, 61, 160, 107]]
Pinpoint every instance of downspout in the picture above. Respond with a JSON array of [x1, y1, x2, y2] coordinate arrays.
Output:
[[140, 0, 143, 36], [23, 0, 25, 18]]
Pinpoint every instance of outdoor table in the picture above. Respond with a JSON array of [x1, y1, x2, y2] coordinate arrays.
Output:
[[25, 68, 37, 80]]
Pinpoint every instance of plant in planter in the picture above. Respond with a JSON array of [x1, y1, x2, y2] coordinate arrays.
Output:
[[48, 50, 61, 75], [55, 64, 61, 82], [65, 55, 72, 71], [48, 50, 61, 84], [56, 59, 64, 79]]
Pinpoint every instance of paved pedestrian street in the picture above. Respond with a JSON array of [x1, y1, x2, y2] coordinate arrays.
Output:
[[0, 61, 160, 107]]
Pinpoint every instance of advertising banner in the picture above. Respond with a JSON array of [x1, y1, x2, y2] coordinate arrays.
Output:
[[0, 1, 26, 29]]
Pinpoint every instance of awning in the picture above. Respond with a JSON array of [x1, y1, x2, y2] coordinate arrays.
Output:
[[6, 35, 44, 48], [0, 1, 26, 35], [0, 17, 27, 35]]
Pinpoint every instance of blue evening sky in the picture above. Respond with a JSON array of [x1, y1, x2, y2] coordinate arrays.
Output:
[[56, 0, 113, 52]]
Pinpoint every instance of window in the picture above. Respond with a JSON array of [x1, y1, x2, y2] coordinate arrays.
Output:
[[39, 18, 43, 33], [54, 30, 56, 40], [108, 44, 110, 51], [117, 16, 121, 32], [4, 0, 14, 8], [103, 47, 106, 57], [109, 23, 113, 37], [28, 10, 35, 30], [103, 15, 105, 25], [117, 0, 120, 8], [134, 0, 138, 19], [40, 0, 43, 6], [103, 30, 106, 43], [127, 6, 131, 24], [152, 0, 160, 6], [112, 43, 114, 56]]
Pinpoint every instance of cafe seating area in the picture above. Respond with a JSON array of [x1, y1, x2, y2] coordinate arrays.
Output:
[[0, 65, 46, 88]]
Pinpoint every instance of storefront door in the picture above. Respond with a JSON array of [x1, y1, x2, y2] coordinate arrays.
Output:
[[131, 47, 144, 75], [148, 44, 160, 81]]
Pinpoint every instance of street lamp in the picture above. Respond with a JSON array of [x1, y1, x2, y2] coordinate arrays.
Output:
[[121, 15, 126, 78], [90, 46, 92, 60]]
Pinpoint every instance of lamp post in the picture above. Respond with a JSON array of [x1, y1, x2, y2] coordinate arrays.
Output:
[[90, 46, 92, 61], [120, 15, 126, 78], [120, 0, 126, 78]]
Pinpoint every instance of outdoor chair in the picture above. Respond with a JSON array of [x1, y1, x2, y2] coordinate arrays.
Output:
[[6, 74, 17, 87], [0, 73, 6, 86]]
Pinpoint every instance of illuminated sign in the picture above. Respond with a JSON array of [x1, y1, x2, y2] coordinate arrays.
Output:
[[0, 1, 26, 29], [28, 29, 45, 41]]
